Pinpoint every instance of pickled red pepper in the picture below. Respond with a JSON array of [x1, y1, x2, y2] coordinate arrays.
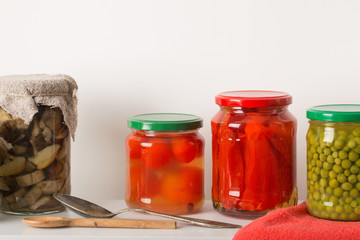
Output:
[[212, 91, 297, 217]]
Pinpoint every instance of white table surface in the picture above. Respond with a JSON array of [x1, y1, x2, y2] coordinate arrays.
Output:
[[0, 200, 252, 240]]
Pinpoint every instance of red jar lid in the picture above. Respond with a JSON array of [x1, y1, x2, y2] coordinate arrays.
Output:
[[215, 90, 292, 108]]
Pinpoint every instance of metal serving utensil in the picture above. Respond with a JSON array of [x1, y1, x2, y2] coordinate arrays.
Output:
[[53, 193, 242, 228]]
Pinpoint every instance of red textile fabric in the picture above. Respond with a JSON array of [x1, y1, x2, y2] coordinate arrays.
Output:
[[233, 202, 360, 240]]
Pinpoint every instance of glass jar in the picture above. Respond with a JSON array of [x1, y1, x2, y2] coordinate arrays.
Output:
[[0, 106, 71, 214], [0, 74, 77, 215], [126, 113, 204, 214], [212, 90, 297, 218], [306, 104, 360, 221]]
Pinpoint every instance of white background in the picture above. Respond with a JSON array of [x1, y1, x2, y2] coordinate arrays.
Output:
[[0, 0, 359, 202]]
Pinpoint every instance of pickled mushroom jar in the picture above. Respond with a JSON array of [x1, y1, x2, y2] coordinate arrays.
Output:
[[126, 113, 204, 214], [0, 74, 77, 215], [212, 90, 297, 218], [306, 104, 360, 221]]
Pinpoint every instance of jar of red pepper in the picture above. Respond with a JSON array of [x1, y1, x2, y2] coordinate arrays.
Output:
[[126, 113, 204, 215], [212, 90, 298, 218]]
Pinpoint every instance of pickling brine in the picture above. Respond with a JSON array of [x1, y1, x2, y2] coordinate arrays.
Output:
[[212, 91, 297, 218]]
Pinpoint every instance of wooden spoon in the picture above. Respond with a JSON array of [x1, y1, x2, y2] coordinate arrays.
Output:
[[23, 216, 176, 229]]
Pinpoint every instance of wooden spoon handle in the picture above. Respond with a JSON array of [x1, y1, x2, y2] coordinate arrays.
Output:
[[70, 218, 176, 229]]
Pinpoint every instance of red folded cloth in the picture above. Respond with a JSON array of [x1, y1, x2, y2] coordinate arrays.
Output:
[[233, 202, 360, 240]]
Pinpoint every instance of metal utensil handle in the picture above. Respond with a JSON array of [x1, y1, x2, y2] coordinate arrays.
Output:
[[128, 208, 242, 228]]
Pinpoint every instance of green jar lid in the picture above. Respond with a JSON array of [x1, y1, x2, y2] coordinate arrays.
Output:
[[307, 104, 360, 122], [128, 113, 203, 131]]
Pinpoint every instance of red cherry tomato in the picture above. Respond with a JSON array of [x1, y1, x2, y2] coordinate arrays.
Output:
[[142, 140, 172, 170], [128, 166, 160, 198], [127, 136, 142, 159], [160, 167, 203, 204], [171, 137, 198, 163]]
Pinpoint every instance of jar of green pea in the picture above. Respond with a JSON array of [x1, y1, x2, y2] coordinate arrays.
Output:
[[306, 104, 360, 221]]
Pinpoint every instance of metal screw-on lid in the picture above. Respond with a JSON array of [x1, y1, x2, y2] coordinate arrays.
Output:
[[215, 90, 292, 108], [307, 104, 360, 122], [128, 113, 203, 131]]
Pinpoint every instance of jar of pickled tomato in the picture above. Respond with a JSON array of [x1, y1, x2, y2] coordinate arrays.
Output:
[[306, 104, 360, 221], [212, 90, 298, 218], [126, 113, 204, 214]]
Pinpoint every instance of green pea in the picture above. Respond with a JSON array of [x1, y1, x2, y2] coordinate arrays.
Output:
[[316, 160, 322, 167], [340, 213, 349, 220], [355, 206, 360, 215], [326, 206, 334, 213], [334, 187, 343, 197], [326, 186, 333, 195], [321, 193, 329, 201], [317, 147, 323, 154], [357, 174, 360, 181], [310, 146, 317, 153], [314, 182, 320, 191], [330, 212, 339, 220], [320, 211, 330, 219], [313, 191, 321, 200], [335, 205, 344, 213], [350, 188, 359, 197], [339, 151, 348, 160], [335, 158, 342, 165], [341, 182, 353, 191], [349, 151, 359, 161], [349, 213, 358, 221], [345, 197, 353, 204], [341, 159, 351, 169], [323, 162, 333, 170], [348, 140, 357, 149], [323, 148, 331, 155], [313, 153, 319, 160], [355, 145, 360, 154], [333, 165, 344, 173], [329, 171, 337, 179], [320, 153, 326, 161], [337, 174, 346, 183], [356, 182, 360, 191], [319, 178, 328, 187], [314, 167, 320, 175], [311, 200, 317, 209], [329, 196, 339, 204], [339, 197, 346, 205], [327, 155, 335, 163], [350, 165, 360, 174], [343, 191, 350, 198], [344, 204, 353, 213], [344, 169, 351, 177], [334, 139, 345, 149], [351, 200, 358, 208], [329, 179, 339, 188], [348, 174, 357, 184], [317, 201, 325, 211], [343, 146, 351, 152], [356, 160, 360, 167], [311, 173, 318, 182], [310, 159, 316, 166], [332, 151, 339, 158], [320, 169, 329, 178]]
